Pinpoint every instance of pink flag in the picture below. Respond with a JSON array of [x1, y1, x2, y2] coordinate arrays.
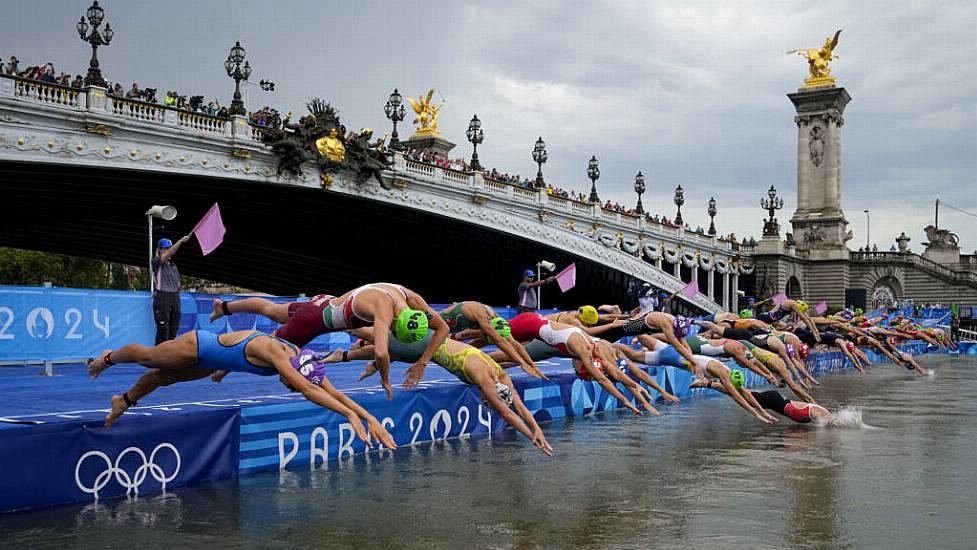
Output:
[[772, 292, 788, 306], [555, 263, 576, 293], [192, 203, 226, 256], [681, 280, 699, 299], [815, 301, 827, 314]]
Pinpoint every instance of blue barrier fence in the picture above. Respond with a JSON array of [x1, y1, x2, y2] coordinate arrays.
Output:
[[0, 286, 559, 364]]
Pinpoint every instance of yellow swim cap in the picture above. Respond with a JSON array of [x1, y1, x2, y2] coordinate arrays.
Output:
[[714, 312, 726, 323], [578, 305, 599, 326], [797, 300, 810, 313]]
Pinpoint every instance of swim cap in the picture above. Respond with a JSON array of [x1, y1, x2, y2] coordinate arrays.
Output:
[[578, 305, 599, 326], [494, 382, 514, 406], [797, 300, 810, 313], [714, 312, 726, 323], [739, 309, 753, 319], [799, 343, 810, 359], [854, 308, 864, 315], [729, 369, 745, 389], [395, 308, 428, 343], [485, 317, 511, 344], [289, 350, 325, 386], [845, 340, 855, 353], [672, 316, 691, 338], [157, 238, 173, 248]]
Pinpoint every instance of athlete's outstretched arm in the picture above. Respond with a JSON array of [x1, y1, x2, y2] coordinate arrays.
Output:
[[474, 313, 541, 377], [618, 353, 680, 403], [475, 370, 552, 455], [404, 292, 449, 388]]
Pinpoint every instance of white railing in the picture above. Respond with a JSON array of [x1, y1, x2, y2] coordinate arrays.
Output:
[[439, 167, 469, 186], [178, 111, 228, 135], [110, 96, 166, 123], [13, 78, 80, 108]]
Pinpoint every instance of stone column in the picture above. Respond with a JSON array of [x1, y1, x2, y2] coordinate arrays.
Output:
[[722, 272, 730, 310], [788, 86, 852, 260], [673, 261, 680, 279], [707, 271, 715, 300], [731, 273, 739, 310]]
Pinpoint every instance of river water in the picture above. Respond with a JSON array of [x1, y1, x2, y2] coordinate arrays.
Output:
[[2, 354, 974, 549]]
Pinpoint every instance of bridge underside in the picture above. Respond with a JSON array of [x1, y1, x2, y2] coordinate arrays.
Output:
[[0, 161, 647, 309]]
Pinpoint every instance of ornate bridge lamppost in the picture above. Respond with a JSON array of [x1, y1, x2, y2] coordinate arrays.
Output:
[[761, 185, 784, 237], [707, 197, 717, 235], [384, 89, 406, 151], [532, 137, 548, 188], [634, 171, 646, 215], [76, 1, 113, 88], [587, 155, 600, 203], [224, 42, 251, 116], [466, 114, 483, 171], [673, 185, 685, 226]]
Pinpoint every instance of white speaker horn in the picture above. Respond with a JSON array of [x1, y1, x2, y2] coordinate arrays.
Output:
[[147, 205, 177, 220], [539, 260, 556, 272]]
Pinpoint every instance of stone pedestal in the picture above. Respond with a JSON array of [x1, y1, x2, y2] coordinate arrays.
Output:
[[922, 246, 960, 265], [756, 235, 785, 255], [401, 132, 456, 159], [788, 86, 852, 257]]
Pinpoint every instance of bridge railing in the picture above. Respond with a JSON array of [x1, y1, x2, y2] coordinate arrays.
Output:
[[850, 251, 977, 284], [1, 75, 238, 140]]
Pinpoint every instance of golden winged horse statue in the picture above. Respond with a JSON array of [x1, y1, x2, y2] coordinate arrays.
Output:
[[405, 89, 445, 136], [789, 30, 842, 87]]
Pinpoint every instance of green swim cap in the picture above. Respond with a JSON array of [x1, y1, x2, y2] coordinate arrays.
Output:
[[854, 307, 864, 315], [395, 308, 428, 343], [485, 316, 511, 344], [729, 369, 745, 389], [739, 309, 753, 319]]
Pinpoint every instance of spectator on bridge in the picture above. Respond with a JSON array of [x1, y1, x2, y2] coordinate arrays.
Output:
[[125, 83, 142, 100], [872, 244, 878, 253], [5, 56, 18, 75], [517, 269, 555, 314], [152, 235, 191, 344], [889, 244, 897, 252], [70, 75, 83, 88]]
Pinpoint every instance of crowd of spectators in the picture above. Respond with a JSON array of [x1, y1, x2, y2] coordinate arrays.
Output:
[[249, 106, 282, 128], [403, 148, 471, 172], [3, 57, 83, 88]]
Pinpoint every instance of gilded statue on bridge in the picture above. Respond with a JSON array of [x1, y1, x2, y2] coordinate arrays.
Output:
[[406, 89, 445, 137], [788, 29, 842, 88]]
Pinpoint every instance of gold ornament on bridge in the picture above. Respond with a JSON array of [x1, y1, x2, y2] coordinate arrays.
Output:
[[315, 129, 346, 163], [788, 29, 842, 89], [406, 89, 445, 137]]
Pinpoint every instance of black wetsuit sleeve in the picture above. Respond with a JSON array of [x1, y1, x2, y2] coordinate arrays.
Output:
[[751, 390, 789, 415]]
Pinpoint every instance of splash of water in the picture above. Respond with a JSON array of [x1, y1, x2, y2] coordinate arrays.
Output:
[[824, 405, 875, 429]]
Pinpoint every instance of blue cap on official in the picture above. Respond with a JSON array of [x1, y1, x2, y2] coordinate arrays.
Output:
[[524, 269, 536, 278], [157, 238, 173, 249]]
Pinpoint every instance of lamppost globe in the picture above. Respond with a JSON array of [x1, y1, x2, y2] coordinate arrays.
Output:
[[466, 114, 484, 171], [86, 1, 104, 27], [673, 184, 685, 226], [103, 23, 113, 43], [587, 155, 600, 203], [634, 171, 646, 215], [532, 137, 547, 188], [224, 56, 234, 76], [76, 17, 89, 38], [230, 41, 246, 64]]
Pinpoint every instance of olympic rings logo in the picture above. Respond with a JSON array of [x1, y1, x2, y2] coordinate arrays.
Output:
[[74, 443, 181, 499]]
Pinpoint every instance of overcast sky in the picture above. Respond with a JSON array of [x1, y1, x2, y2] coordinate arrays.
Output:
[[4, 0, 976, 253]]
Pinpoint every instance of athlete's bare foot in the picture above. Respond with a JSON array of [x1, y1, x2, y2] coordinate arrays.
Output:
[[321, 349, 345, 364], [358, 361, 378, 381], [104, 395, 129, 427], [689, 377, 712, 390], [211, 370, 229, 383], [209, 299, 225, 322], [87, 350, 113, 379]]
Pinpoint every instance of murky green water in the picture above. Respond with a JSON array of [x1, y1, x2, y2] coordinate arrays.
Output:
[[2, 355, 975, 549]]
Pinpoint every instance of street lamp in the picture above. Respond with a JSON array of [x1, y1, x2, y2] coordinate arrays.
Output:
[[532, 137, 548, 188], [864, 209, 871, 250], [634, 171, 646, 215], [224, 41, 251, 116], [145, 205, 177, 292], [76, 1, 113, 88], [761, 185, 785, 237], [707, 197, 717, 235], [466, 114, 484, 171], [384, 88, 406, 151], [587, 155, 600, 203], [673, 185, 685, 226]]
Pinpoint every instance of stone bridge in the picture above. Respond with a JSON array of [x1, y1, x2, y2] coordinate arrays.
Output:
[[0, 75, 753, 312]]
